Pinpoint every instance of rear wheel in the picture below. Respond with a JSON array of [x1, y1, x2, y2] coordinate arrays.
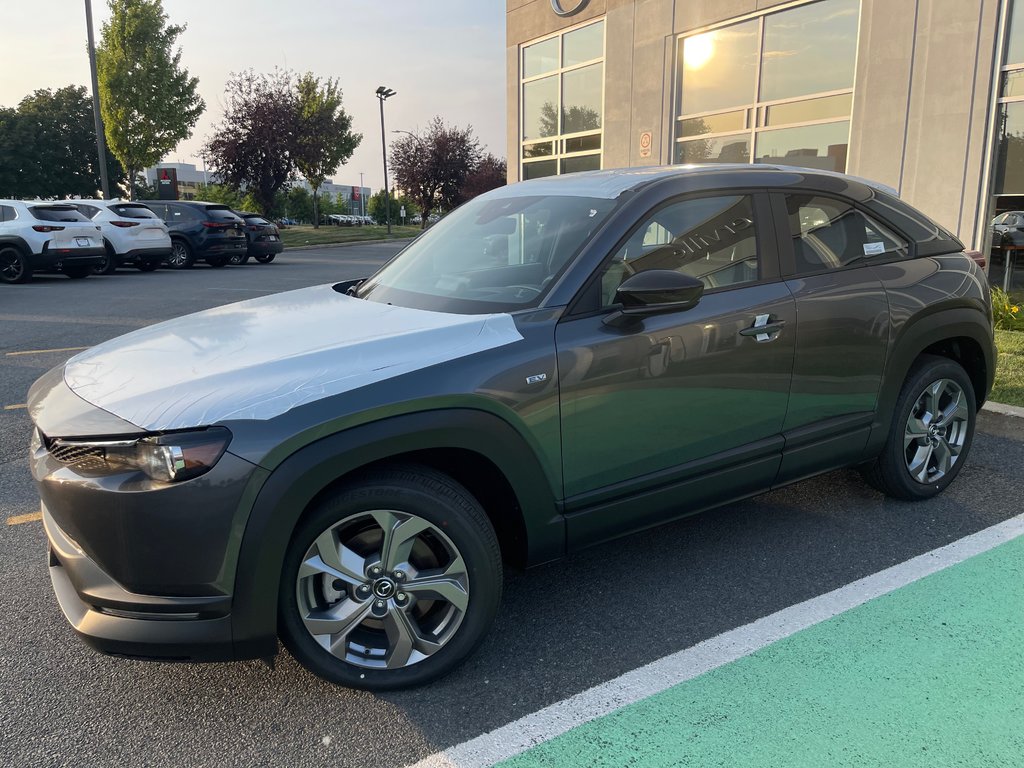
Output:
[[279, 466, 502, 690], [254, 253, 276, 264], [228, 251, 250, 265], [167, 239, 194, 269], [136, 259, 161, 272], [206, 255, 228, 268], [861, 355, 976, 500], [92, 244, 119, 275], [62, 265, 92, 279], [0, 246, 30, 284]]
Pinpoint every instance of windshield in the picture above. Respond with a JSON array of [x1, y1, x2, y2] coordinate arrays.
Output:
[[357, 193, 616, 313]]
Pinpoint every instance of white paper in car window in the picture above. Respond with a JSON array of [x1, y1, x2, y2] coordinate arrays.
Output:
[[863, 241, 887, 256]]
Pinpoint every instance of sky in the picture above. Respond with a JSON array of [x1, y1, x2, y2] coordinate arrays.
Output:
[[1, 0, 507, 192]]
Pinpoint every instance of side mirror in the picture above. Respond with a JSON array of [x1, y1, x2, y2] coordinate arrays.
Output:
[[603, 270, 704, 328]]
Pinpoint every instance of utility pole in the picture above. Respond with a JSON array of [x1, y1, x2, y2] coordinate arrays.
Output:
[[84, 0, 111, 199], [376, 86, 396, 235], [359, 172, 365, 218]]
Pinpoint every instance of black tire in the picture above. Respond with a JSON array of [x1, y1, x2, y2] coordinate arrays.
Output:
[[228, 251, 250, 265], [62, 265, 92, 279], [0, 246, 30, 284], [167, 239, 194, 269], [136, 259, 161, 272], [206, 255, 228, 268], [861, 354, 976, 501], [254, 253, 276, 264], [92, 243, 119, 275], [279, 465, 502, 690]]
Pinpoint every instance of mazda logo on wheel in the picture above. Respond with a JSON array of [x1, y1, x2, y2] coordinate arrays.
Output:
[[551, 0, 590, 17]]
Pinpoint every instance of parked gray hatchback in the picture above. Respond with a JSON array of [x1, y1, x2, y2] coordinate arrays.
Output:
[[28, 165, 994, 689]]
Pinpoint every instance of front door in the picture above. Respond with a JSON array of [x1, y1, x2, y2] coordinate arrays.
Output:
[[555, 192, 795, 547]]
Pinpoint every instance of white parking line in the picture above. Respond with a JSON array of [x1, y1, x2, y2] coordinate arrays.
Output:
[[406, 512, 1024, 768]]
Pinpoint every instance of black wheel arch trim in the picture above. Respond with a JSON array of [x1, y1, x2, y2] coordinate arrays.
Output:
[[867, 306, 995, 458], [0, 235, 32, 255], [228, 408, 563, 660]]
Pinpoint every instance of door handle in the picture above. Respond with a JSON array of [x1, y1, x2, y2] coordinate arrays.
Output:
[[739, 314, 785, 341]]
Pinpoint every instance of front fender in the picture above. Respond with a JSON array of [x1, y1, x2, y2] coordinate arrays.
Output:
[[228, 408, 563, 660]]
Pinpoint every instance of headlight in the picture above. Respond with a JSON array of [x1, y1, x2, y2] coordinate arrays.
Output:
[[45, 427, 231, 483]]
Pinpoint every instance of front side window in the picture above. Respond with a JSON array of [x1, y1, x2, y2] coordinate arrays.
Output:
[[674, 0, 859, 172], [520, 20, 604, 180], [598, 195, 760, 307], [783, 194, 907, 274], [358, 193, 615, 313]]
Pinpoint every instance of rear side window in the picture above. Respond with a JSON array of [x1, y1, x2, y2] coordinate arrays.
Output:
[[110, 204, 159, 220], [0, 205, 15, 222], [782, 194, 908, 274], [73, 204, 101, 219], [31, 206, 90, 222], [867, 192, 960, 248], [244, 216, 270, 225], [164, 204, 195, 222]]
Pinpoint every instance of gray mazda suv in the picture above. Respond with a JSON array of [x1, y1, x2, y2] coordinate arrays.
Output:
[[28, 165, 995, 690]]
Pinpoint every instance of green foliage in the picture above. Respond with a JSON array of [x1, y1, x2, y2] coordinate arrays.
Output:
[[992, 287, 1024, 331], [0, 86, 124, 198], [96, 0, 204, 198], [196, 183, 260, 212], [294, 73, 361, 228], [284, 186, 313, 222], [367, 191, 417, 225]]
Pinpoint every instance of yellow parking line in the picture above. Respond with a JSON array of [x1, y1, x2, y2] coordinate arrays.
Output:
[[3, 403, 27, 410], [6, 511, 42, 526], [5, 346, 89, 357]]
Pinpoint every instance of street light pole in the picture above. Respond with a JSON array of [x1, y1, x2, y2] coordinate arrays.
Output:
[[376, 86, 396, 235], [84, 0, 111, 199]]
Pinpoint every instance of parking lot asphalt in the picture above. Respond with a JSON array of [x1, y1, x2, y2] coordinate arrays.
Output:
[[2, 244, 1022, 767]]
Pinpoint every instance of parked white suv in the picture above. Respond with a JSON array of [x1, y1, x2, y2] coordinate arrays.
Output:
[[0, 201, 104, 284], [71, 200, 172, 274]]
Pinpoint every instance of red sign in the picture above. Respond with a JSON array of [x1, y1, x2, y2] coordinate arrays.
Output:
[[351, 186, 361, 201]]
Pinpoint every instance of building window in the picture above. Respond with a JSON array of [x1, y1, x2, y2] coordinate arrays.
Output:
[[989, 0, 1024, 291], [674, 0, 859, 173], [520, 20, 604, 180]]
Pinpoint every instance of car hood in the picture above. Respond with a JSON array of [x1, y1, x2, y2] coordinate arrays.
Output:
[[61, 284, 522, 431]]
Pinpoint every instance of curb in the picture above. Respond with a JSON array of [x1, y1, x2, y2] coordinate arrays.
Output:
[[983, 401, 1024, 419], [281, 236, 415, 252]]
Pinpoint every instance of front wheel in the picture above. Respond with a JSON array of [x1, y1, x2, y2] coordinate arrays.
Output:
[[167, 240, 194, 269], [136, 259, 161, 272], [254, 253, 276, 264], [92, 245, 119, 275], [228, 252, 250, 265], [62, 265, 92, 279], [279, 466, 502, 690], [861, 355, 976, 500], [0, 246, 30, 284], [206, 255, 228, 268]]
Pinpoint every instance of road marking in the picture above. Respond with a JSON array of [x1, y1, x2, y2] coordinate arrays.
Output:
[[5, 346, 89, 357], [205, 287, 277, 292], [407, 512, 1024, 768], [0, 313, 149, 328], [3, 403, 27, 410], [6, 511, 42, 526]]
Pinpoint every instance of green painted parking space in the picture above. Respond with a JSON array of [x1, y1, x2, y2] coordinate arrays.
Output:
[[501, 535, 1024, 768]]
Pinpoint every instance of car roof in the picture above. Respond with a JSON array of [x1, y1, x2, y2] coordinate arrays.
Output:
[[487, 164, 899, 201], [0, 199, 83, 207]]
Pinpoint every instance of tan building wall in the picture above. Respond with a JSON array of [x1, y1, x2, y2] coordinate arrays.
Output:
[[507, 0, 1005, 248]]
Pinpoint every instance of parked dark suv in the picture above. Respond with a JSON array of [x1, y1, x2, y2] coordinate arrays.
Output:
[[139, 201, 247, 268], [231, 211, 284, 264], [29, 166, 994, 690]]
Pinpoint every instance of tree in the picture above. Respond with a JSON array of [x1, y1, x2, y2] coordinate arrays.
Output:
[[460, 153, 506, 201], [0, 87, 125, 199], [203, 69, 298, 215], [367, 190, 416, 225], [390, 117, 482, 228], [96, 0, 204, 199], [294, 73, 361, 228]]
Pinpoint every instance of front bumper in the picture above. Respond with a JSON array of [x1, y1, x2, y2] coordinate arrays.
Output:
[[45, 504, 236, 662]]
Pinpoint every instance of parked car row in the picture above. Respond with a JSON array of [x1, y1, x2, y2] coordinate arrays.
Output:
[[326, 214, 374, 226], [0, 199, 284, 283]]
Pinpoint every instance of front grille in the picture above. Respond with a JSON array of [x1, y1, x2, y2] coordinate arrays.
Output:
[[45, 438, 108, 472]]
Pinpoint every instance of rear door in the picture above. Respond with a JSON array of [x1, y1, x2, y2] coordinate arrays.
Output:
[[771, 192, 903, 483]]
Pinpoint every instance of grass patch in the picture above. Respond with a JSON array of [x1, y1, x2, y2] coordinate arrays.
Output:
[[279, 224, 420, 248], [992, 329, 1024, 407]]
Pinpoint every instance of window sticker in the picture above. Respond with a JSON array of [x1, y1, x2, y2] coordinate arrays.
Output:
[[863, 241, 886, 256]]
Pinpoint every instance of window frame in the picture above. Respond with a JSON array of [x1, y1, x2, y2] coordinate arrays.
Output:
[[566, 189, 782, 318], [520, 18, 606, 180], [769, 190, 915, 279], [672, 0, 860, 171]]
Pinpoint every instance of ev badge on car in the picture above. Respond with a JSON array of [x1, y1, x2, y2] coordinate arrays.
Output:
[[551, 0, 589, 16], [526, 373, 548, 385]]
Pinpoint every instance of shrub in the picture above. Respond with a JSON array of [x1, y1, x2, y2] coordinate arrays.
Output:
[[992, 286, 1024, 331]]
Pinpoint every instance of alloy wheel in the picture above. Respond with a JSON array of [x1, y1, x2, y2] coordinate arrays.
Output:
[[0, 249, 25, 282], [904, 378, 969, 484], [295, 509, 470, 670], [169, 242, 189, 268]]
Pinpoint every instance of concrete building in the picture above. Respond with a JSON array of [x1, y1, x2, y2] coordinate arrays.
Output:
[[507, 0, 1024, 290]]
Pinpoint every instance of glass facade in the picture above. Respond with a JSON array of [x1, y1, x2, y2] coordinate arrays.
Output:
[[521, 20, 604, 179], [990, 0, 1024, 292], [674, 0, 859, 173]]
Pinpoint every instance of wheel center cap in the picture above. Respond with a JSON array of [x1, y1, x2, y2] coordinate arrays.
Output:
[[372, 578, 396, 599]]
